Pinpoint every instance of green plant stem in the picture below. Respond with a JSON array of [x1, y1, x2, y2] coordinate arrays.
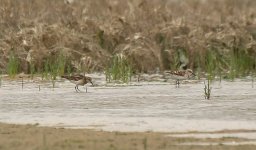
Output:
[[204, 78, 211, 100]]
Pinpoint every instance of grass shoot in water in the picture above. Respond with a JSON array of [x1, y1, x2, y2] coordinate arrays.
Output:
[[204, 77, 212, 100]]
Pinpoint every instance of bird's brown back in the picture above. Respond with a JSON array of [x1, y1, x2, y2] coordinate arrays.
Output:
[[61, 75, 93, 86], [61, 75, 84, 81], [167, 70, 186, 76]]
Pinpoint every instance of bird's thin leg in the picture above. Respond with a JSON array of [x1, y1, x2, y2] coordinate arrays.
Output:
[[176, 79, 180, 88], [82, 85, 88, 93], [77, 85, 81, 92], [75, 85, 81, 92], [75, 85, 78, 92]]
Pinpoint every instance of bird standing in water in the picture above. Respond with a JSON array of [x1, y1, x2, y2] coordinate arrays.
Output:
[[61, 75, 93, 92]]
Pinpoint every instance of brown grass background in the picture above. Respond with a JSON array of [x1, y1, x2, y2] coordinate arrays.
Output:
[[0, 0, 255, 73]]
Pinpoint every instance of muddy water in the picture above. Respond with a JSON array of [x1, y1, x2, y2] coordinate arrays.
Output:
[[0, 75, 256, 135]]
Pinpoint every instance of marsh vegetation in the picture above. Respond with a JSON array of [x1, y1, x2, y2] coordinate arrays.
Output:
[[0, 0, 255, 81], [1, 1, 256, 149]]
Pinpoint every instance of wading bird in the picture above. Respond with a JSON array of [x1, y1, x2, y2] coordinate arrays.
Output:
[[164, 69, 196, 87], [61, 75, 93, 92]]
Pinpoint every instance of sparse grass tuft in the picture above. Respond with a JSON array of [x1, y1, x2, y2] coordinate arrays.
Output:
[[41, 52, 70, 89], [7, 51, 19, 78], [227, 38, 255, 80], [105, 54, 133, 83], [49, 62, 58, 90], [42, 59, 50, 80], [205, 49, 217, 80], [56, 52, 67, 76]]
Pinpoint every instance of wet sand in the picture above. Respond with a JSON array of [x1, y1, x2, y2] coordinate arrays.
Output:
[[1, 75, 255, 132], [0, 74, 256, 148]]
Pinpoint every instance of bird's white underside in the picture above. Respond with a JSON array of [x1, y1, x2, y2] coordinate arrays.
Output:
[[69, 79, 84, 85]]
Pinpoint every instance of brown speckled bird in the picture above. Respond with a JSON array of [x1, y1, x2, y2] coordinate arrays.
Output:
[[61, 75, 93, 92], [164, 69, 195, 87]]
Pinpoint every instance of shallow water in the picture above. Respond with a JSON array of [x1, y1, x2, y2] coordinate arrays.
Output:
[[0, 75, 256, 137]]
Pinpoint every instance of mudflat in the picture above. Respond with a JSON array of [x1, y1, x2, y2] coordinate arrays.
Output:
[[0, 123, 255, 150]]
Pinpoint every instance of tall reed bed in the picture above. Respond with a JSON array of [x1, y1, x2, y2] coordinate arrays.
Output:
[[105, 54, 133, 83]]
